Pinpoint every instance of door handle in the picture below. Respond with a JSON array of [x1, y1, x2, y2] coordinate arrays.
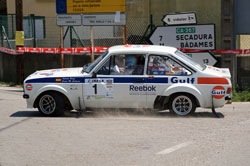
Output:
[[135, 78, 145, 82]]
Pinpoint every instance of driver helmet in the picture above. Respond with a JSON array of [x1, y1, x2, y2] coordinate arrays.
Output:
[[125, 55, 137, 68]]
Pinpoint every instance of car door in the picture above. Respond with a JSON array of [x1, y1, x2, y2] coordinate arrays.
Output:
[[146, 54, 193, 108], [84, 53, 147, 108]]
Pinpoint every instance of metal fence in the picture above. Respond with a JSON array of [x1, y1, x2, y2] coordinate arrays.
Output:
[[0, 14, 161, 49]]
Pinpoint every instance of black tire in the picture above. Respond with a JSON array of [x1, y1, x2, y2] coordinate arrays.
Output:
[[168, 93, 196, 116], [38, 92, 65, 116]]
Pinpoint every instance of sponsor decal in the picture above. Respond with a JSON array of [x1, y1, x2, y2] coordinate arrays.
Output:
[[106, 79, 113, 85], [26, 84, 33, 91], [172, 67, 180, 71], [87, 78, 105, 83], [93, 96, 106, 99], [40, 73, 53, 76], [56, 78, 62, 82], [212, 86, 226, 99], [130, 85, 156, 92], [198, 77, 229, 85], [166, 71, 174, 75], [62, 77, 81, 83], [159, 71, 166, 75], [129, 85, 157, 95], [170, 77, 195, 84]]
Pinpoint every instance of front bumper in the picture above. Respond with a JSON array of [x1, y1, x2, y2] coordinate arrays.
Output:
[[23, 94, 29, 99]]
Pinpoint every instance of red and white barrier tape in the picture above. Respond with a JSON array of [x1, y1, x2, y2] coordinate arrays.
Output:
[[0, 47, 22, 55], [1, 46, 250, 55], [179, 48, 250, 54], [17, 47, 109, 54]]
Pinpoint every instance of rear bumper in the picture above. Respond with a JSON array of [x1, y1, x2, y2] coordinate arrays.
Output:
[[225, 96, 231, 100]]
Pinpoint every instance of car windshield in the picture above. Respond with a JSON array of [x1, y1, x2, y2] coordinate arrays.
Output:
[[82, 51, 109, 73], [175, 50, 206, 71]]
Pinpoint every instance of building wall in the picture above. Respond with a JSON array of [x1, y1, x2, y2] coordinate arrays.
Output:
[[7, 0, 56, 16], [6, 0, 222, 49]]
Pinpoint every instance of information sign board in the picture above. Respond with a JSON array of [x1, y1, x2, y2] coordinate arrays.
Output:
[[56, 0, 126, 14], [187, 52, 217, 66], [82, 13, 126, 26], [162, 12, 197, 25], [149, 24, 215, 50], [56, 14, 82, 26]]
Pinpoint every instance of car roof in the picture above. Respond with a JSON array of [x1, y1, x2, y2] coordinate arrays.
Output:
[[108, 45, 178, 55]]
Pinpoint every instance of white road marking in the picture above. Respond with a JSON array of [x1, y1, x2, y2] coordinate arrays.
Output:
[[156, 142, 193, 155]]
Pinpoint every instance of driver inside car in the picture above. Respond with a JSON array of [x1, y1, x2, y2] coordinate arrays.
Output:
[[111, 55, 138, 75]]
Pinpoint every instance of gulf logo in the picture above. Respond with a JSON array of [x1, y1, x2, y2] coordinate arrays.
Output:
[[211, 86, 226, 99], [26, 84, 33, 91]]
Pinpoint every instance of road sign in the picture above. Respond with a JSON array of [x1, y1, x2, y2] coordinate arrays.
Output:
[[186, 52, 217, 66], [82, 13, 126, 26], [56, 0, 125, 14], [149, 24, 215, 50], [162, 13, 197, 25], [56, 14, 82, 26]]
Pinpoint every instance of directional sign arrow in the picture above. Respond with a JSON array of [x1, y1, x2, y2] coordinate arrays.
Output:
[[149, 25, 215, 50], [162, 12, 197, 25], [186, 52, 217, 66]]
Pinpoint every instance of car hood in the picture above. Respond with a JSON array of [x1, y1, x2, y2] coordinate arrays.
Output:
[[25, 67, 83, 81], [205, 66, 231, 78]]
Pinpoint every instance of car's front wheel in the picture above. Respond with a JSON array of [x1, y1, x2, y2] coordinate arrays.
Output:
[[38, 92, 65, 116], [169, 93, 196, 116]]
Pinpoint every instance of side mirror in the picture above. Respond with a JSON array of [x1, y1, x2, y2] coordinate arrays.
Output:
[[92, 72, 97, 78]]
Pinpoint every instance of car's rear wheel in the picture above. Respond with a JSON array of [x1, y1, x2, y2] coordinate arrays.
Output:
[[169, 93, 196, 116], [38, 92, 65, 116]]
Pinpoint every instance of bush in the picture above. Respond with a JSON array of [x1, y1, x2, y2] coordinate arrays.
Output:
[[232, 89, 250, 102]]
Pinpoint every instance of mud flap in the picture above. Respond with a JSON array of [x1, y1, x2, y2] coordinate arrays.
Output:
[[76, 97, 85, 117], [211, 95, 222, 118]]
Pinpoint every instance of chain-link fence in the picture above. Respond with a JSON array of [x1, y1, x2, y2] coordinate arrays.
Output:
[[0, 14, 164, 49]]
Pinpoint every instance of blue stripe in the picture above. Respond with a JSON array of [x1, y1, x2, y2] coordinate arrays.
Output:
[[25, 77, 169, 84]]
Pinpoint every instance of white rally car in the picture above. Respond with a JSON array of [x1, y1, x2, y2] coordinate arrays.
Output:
[[23, 45, 232, 117]]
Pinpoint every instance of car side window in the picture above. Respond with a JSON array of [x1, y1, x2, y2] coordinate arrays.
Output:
[[147, 55, 191, 76], [96, 57, 111, 75], [97, 54, 146, 75]]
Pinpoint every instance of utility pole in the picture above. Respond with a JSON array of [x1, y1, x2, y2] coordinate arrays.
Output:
[[15, 0, 24, 84]]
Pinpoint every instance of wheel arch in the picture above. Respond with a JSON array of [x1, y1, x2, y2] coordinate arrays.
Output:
[[160, 84, 204, 108], [33, 85, 73, 110]]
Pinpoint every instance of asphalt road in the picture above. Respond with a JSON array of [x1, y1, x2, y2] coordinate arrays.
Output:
[[0, 86, 250, 166]]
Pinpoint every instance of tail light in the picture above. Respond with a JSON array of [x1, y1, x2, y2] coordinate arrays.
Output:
[[226, 87, 232, 94]]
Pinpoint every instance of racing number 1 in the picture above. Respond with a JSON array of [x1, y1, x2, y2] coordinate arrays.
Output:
[[92, 84, 97, 94]]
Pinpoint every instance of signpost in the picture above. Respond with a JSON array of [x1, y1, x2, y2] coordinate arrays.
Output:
[[162, 12, 197, 25], [187, 52, 217, 66], [149, 24, 215, 50], [56, 0, 127, 63]]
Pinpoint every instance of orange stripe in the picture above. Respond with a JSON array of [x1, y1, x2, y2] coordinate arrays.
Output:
[[198, 77, 229, 85]]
